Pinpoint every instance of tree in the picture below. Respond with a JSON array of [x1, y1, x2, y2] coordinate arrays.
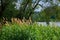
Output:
[[16, 0, 42, 19], [0, 0, 17, 21], [31, 0, 60, 25]]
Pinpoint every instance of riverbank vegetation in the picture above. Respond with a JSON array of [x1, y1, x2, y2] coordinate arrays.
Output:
[[0, 0, 60, 40], [0, 22, 60, 40]]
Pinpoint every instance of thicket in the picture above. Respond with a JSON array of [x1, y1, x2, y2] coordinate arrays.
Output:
[[0, 23, 60, 40]]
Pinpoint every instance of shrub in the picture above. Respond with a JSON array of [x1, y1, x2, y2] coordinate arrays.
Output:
[[0, 23, 60, 40]]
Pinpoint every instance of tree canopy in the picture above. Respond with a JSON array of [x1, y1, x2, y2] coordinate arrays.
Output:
[[0, 0, 60, 24]]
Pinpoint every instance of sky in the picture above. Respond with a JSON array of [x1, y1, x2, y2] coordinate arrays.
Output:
[[35, 0, 60, 12], [35, 1, 51, 12], [15, 0, 51, 11], [15, 0, 60, 12]]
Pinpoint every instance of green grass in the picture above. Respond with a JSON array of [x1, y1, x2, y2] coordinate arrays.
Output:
[[0, 23, 60, 40]]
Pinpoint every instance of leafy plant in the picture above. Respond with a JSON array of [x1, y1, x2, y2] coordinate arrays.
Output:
[[0, 23, 60, 40]]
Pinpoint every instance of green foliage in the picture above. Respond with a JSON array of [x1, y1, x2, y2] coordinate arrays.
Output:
[[0, 23, 60, 40], [3, 2, 18, 20], [0, 0, 60, 22], [33, 5, 60, 22], [0, 0, 18, 21], [17, 0, 33, 19]]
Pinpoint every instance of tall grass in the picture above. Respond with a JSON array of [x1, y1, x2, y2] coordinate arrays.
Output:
[[0, 22, 60, 40]]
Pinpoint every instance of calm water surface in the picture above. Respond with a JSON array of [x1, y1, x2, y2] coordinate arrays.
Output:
[[37, 22, 60, 26]]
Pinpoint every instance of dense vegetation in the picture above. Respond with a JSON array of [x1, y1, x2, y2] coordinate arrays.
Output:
[[0, 0, 60, 23], [0, 0, 60, 40], [0, 23, 60, 40]]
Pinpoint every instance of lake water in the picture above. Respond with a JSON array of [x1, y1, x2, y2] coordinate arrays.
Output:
[[37, 22, 60, 27]]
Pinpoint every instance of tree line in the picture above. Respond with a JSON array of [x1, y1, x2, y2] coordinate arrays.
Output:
[[0, 0, 60, 25]]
